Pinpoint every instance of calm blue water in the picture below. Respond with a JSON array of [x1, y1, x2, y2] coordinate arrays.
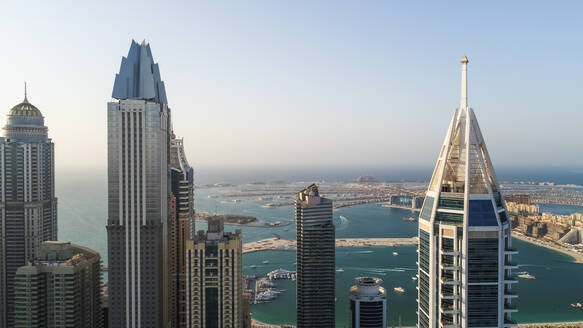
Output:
[[56, 169, 583, 326]]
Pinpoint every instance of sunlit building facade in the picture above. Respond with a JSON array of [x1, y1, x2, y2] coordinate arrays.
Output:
[[185, 218, 243, 328], [0, 90, 57, 328], [417, 57, 518, 328]]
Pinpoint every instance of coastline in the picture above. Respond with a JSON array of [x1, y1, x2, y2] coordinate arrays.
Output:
[[243, 237, 417, 254], [512, 232, 583, 264]]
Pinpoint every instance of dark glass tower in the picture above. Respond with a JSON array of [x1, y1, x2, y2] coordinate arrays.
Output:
[[107, 40, 171, 328], [0, 89, 57, 328], [295, 184, 335, 328], [416, 57, 518, 328]]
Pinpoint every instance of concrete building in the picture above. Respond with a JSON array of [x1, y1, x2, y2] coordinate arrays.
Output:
[[106, 40, 171, 328], [295, 184, 335, 328], [185, 218, 243, 327], [0, 87, 57, 327], [349, 277, 387, 328], [13, 241, 102, 328], [417, 57, 518, 328], [170, 134, 195, 328]]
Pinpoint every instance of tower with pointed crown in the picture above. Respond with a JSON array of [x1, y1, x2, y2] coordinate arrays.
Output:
[[416, 57, 518, 328], [107, 40, 172, 328]]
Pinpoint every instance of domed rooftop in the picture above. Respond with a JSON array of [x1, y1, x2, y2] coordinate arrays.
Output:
[[9, 97, 43, 118], [3, 83, 48, 142]]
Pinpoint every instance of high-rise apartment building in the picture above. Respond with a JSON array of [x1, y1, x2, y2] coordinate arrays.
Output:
[[0, 89, 57, 327], [416, 57, 518, 328], [295, 184, 335, 328], [107, 40, 171, 328], [185, 218, 243, 328], [349, 277, 387, 328], [170, 134, 195, 327], [13, 241, 102, 328]]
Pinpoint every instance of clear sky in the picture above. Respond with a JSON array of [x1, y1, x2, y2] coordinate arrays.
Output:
[[1, 1, 582, 172]]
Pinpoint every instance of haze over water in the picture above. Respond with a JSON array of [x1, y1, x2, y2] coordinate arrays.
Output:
[[58, 168, 583, 326]]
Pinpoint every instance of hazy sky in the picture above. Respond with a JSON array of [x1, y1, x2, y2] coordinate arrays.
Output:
[[1, 1, 582, 172]]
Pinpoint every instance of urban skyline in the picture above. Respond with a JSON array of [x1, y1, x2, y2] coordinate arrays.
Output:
[[1, 2, 583, 327], [1, 1, 583, 170]]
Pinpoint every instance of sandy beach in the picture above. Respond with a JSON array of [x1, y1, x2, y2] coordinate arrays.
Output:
[[512, 232, 583, 264], [243, 237, 418, 254]]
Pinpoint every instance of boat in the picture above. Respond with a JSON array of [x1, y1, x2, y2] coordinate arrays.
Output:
[[570, 303, 582, 309], [262, 260, 270, 264], [517, 272, 535, 279], [336, 268, 344, 273], [394, 287, 405, 293], [250, 265, 257, 269], [393, 252, 399, 256], [402, 217, 417, 222], [411, 276, 418, 281]]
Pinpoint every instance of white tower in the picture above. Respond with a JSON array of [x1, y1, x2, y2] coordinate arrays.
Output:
[[416, 56, 518, 328]]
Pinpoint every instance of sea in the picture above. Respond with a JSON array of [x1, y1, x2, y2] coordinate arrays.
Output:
[[57, 167, 583, 327]]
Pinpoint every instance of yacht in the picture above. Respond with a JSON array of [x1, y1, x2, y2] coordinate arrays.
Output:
[[394, 287, 405, 293]]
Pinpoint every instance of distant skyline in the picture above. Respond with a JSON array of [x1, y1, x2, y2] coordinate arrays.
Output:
[[1, 1, 582, 170]]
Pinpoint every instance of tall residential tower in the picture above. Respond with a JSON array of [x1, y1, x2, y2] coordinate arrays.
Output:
[[349, 277, 387, 328], [416, 57, 518, 328], [107, 40, 171, 328], [295, 184, 335, 328], [0, 88, 57, 327], [185, 217, 243, 328]]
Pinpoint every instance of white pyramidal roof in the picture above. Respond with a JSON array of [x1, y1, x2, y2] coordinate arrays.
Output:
[[428, 56, 500, 196], [112, 40, 168, 104], [421, 56, 507, 228]]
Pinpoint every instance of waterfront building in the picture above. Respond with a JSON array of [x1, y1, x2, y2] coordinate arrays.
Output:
[[504, 194, 531, 205], [170, 134, 195, 327], [295, 184, 335, 328], [107, 40, 171, 328], [416, 56, 518, 328], [349, 277, 387, 328], [185, 217, 243, 327], [0, 87, 57, 327], [14, 241, 102, 328]]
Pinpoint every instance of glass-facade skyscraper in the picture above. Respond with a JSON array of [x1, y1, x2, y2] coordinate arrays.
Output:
[[107, 40, 171, 328], [0, 90, 57, 328], [295, 184, 335, 328], [416, 57, 518, 328]]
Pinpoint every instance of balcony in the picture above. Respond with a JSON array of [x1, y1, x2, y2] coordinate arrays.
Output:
[[440, 304, 459, 314], [504, 260, 519, 269], [504, 248, 519, 255], [504, 303, 518, 313], [440, 277, 459, 285], [440, 249, 459, 256], [504, 275, 518, 284], [440, 263, 460, 271], [440, 318, 460, 328], [504, 289, 519, 298]]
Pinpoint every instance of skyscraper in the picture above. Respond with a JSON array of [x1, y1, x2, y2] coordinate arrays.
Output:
[[14, 241, 102, 328], [107, 40, 171, 328], [295, 184, 335, 328], [170, 134, 195, 327], [416, 57, 518, 328], [185, 217, 243, 328], [0, 88, 57, 328], [349, 277, 387, 328]]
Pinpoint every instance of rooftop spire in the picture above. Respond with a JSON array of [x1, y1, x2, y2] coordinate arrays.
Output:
[[460, 55, 468, 109], [24, 81, 28, 103]]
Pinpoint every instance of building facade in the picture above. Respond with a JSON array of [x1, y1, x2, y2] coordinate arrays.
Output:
[[107, 40, 171, 328], [295, 184, 335, 328], [0, 90, 57, 327], [416, 57, 518, 328], [13, 241, 102, 328], [170, 134, 195, 327], [185, 218, 243, 328], [349, 277, 387, 328]]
